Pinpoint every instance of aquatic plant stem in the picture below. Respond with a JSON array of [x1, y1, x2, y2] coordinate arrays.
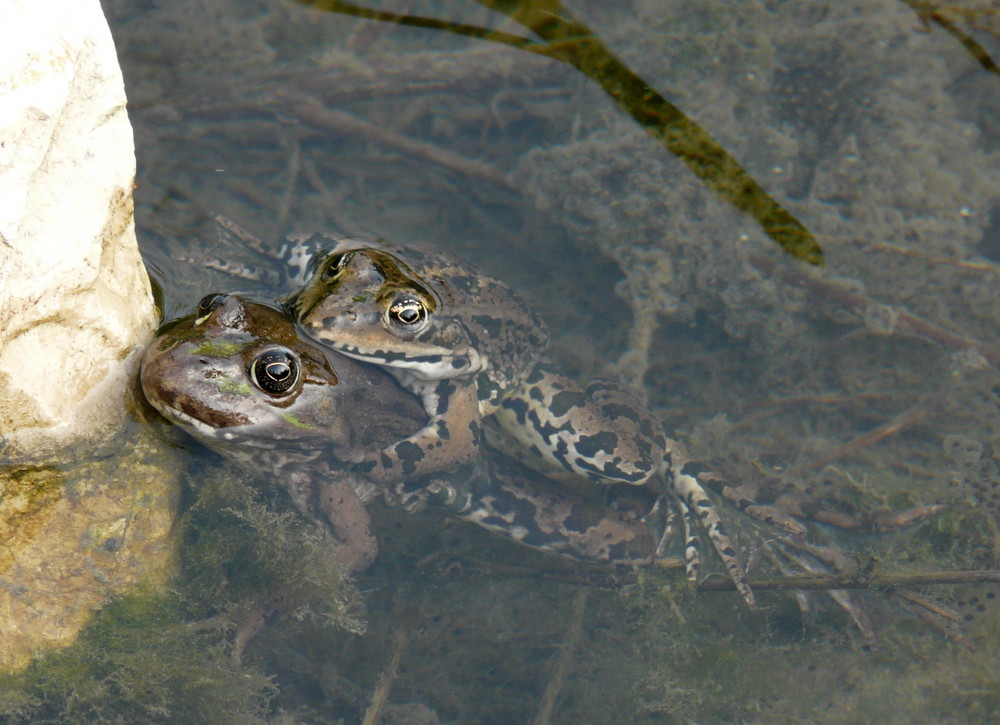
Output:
[[696, 568, 1000, 593], [362, 614, 411, 725], [294, 0, 824, 265], [751, 253, 1000, 366], [532, 589, 587, 725], [900, 0, 1000, 77]]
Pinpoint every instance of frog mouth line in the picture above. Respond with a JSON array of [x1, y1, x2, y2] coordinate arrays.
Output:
[[144, 394, 233, 441], [334, 343, 485, 377]]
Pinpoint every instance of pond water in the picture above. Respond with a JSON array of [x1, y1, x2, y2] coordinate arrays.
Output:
[[84, 0, 1000, 721]]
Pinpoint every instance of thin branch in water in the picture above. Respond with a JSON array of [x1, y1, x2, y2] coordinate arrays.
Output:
[[696, 568, 1000, 593], [282, 91, 514, 188], [362, 613, 412, 725], [532, 589, 587, 725], [751, 253, 1000, 366], [293, 0, 824, 265], [805, 403, 930, 472]]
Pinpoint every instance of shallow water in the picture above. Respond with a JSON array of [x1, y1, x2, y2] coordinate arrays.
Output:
[[99, 0, 1000, 721]]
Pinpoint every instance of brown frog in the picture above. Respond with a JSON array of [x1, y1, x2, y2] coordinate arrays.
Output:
[[139, 294, 657, 572]]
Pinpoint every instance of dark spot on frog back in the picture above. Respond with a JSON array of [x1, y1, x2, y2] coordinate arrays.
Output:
[[548, 390, 588, 417], [573, 431, 620, 460], [446, 275, 482, 295]]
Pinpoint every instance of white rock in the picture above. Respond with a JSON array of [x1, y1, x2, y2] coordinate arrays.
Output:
[[0, 0, 157, 462]]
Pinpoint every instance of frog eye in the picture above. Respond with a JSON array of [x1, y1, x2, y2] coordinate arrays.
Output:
[[321, 252, 354, 282], [386, 295, 429, 331], [249, 348, 299, 395], [195, 293, 227, 324]]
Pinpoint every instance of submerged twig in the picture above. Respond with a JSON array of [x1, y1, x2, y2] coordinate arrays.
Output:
[[532, 589, 587, 725], [362, 614, 412, 725], [805, 403, 930, 471], [281, 91, 514, 188], [766, 539, 876, 646], [697, 569, 1000, 593], [751, 254, 1000, 366]]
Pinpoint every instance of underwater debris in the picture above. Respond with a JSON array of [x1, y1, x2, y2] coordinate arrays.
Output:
[[293, 0, 824, 265]]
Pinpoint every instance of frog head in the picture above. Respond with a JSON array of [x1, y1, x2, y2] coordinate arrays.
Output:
[[140, 294, 423, 458], [286, 239, 484, 381]]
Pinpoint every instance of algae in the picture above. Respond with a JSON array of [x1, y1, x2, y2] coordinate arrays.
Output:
[[0, 450, 363, 724], [179, 462, 363, 634], [193, 339, 254, 358], [218, 377, 256, 397], [280, 412, 316, 430], [0, 589, 276, 725]]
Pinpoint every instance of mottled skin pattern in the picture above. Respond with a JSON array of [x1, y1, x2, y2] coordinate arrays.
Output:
[[140, 295, 656, 571], [285, 235, 548, 484], [493, 367, 668, 486], [185, 224, 949, 612], [282, 236, 756, 605], [284, 234, 667, 487]]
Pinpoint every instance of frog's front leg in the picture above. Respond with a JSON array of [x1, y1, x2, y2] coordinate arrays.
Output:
[[492, 366, 667, 486], [285, 467, 378, 572], [354, 378, 482, 484]]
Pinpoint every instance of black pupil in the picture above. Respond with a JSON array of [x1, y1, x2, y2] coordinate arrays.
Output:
[[392, 298, 424, 325], [266, 362, 291, 381], [251, 350, 298, 395], [197, 293, 226, 317]]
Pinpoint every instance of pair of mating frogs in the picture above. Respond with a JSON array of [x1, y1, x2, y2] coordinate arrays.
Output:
[[141, 294, 658, 574], [281, 234, 754, 603], [143, 229, 942, 609]]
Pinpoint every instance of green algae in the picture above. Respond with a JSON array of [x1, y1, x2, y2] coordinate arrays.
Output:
[[0, 459, 362, 724], [217, 377, 255, 397], [280, 412, 316, 429], [180, 465, 363, 633], [193, 339, 253, 359], [0, 588, 276, 725]]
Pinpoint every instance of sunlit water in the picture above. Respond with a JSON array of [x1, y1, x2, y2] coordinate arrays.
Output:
[[94, 0, 1000, 721]]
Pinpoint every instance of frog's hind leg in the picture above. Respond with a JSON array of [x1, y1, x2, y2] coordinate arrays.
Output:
[[436, 455, 658, 567], [492, 366, 667, 487], [695, 467, 945, 536], [665, 442, 755, 608], [284, 467, 379, 573], [673, 494, 701, 587]]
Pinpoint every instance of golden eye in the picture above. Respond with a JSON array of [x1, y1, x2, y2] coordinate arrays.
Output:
[[249, 349, 299, 395], [194, 293, 227, 324], [321, 252, 354, 282], [386, 296, 428, 330]]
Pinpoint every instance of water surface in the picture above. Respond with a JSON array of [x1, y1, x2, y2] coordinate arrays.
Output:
[[101, 1, 1000, 721]]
